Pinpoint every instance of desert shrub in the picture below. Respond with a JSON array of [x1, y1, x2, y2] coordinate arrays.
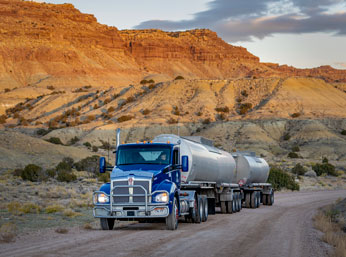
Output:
[[173, 106, 180, 116], [118, 115, 133, 122], [13, 169, 23, 177], [236, 98, 242, 103], [241, 90, 248, 97], [21, 164, 44, 182], [312, 162, 337, 176], [100, 140, 113, 150], [142, 109, 150, 115], [215, 106, 230, 113], [75, 155, 99, 173], [4, 88, 11, 93], [239, 103, 252, 115], [202, 118, 211, 125], [46, 169, 56, 178], [46, 137, 63, 145], [0, 223, 17, 243], [267, 166, 299, 191], [7, 202, 22, 215], [291, 112, 301, 118], [57, 170, 77, 182], [341, 129, 346, 135], [291, 145, 300, 152], [36, 128, 50, 136], [83, 142, 91, 148], [69, 136, 79, 145], [98, 172, 110, 183], [45, 204, 64, 213], [107, 106, 115, 113], [291, 163, 306, 176], [63, 209, 82, 218], [167, 118, 178, 124], [86, 115, 96, 122], [174, 75, 185, 80], [196, 111, 202, 116], [92, 146, 98, 152], [148, 84, 156, 90], [148, 79, 155, 84], [322, 157, 329, 163], [140, 79, 148, 84], [283, 133, 291, 141], [125, 96, 135, 104], [47, 85, 55, 90], [21, 203, 40, 214], [288, 152, 299, 158], [0, 114, 7, 124], [56, 161, 72, 172]]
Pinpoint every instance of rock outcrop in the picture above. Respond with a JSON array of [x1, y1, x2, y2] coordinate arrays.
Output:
[[0, 0, 346, 90]]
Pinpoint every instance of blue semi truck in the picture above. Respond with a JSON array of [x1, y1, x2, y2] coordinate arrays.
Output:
[[93, 129, 274, 230]]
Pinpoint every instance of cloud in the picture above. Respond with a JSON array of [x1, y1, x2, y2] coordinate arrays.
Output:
[[335, 62, 346, 68], [134, 0, 346, 42]]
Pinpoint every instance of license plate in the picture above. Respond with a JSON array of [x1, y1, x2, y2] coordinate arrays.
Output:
[[127, 211, 135, 216]]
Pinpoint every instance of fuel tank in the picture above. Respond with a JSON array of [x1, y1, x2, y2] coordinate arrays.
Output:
[[153, 134, 236, 184], [232, 152, 270, 185]]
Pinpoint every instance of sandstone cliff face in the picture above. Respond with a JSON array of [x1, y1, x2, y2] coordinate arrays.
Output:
[[0, 0, 346, 90]]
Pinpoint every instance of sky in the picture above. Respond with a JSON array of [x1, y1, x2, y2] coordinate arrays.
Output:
[[43, 0, 346, 69]]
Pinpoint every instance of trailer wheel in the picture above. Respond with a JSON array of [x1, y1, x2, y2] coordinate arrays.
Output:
[[235, 193, 240, 212], [226, 201, 234, 214], [238, 193, 242, 211], [245, 193, 251, 208], [195, 195, 203, 223], [221, 201, 227, 214], [256, 191, 260, 208], [250, 192, 256, 208], [262, 194, 267, 205], [267, 191, 274, 206], [100, 218, 115, 230], [202, 196, 208, 222], [166, 197, 178, 230]]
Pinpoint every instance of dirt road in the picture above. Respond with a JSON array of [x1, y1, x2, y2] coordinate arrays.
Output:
[[1, 190, 345, 257]]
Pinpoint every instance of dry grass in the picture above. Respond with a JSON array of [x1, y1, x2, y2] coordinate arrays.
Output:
[[314, 209, 346, 257], [63, 208, 83, 218], [21, 203, 41, 214], [0, 223, 17, 243], [83, 223, 93, 230], [7, 202, 22, 215], [45, 204, 64, 213], [55, 228, 68, 234]]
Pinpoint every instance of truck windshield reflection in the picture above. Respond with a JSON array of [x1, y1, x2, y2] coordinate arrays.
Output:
[[116, 145, 171, 165]]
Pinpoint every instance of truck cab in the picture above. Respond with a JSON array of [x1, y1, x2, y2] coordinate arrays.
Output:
[[93, 142, 185, 230]]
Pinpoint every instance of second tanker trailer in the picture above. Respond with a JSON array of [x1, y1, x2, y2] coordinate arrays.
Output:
[[93, 131, 274, 230]]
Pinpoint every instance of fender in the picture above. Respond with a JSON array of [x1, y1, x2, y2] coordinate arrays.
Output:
[[99, 183, 111, 195], [154, 179, 180, 214]]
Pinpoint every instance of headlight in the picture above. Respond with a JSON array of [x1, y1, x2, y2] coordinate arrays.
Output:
[[97, 193, 109, 203], [154, 192, 169, 203]]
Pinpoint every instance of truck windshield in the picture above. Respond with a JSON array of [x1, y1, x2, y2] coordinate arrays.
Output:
[[117, 145, 171, 165]]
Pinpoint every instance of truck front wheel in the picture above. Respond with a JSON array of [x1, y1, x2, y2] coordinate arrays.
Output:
[[166, 197, 178, 230], [100, 218, 115, 230]]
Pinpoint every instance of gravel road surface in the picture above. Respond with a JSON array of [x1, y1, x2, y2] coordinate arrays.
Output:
[[1, 190, 345, 257]]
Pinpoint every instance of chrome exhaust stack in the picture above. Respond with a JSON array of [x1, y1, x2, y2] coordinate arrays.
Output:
[[116, 128, 121, 149]]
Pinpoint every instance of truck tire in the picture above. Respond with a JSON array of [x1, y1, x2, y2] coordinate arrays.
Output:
[[238, 193, 242, 211], [245, 192, 251, 208], [262, 194, 267, 205], [256, 191, 260, 208], [267, 191, 274, 206], [195, 195, 203, 223], [235, 193, 240, 212], [202, 196, 208, 222], [226, 201, 234, 214], [100, 218, 115, 230], [250, 192, 256, 208], [221, 201, 227, 214], [166, 197, 178, 230]]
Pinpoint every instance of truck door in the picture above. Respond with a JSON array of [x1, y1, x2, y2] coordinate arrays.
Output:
[[172, 147, 181, 188]]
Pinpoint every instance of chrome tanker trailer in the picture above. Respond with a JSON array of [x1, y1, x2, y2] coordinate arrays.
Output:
[[93, 131, 274, 230]]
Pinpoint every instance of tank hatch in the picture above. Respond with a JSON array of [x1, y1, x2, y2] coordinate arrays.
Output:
[[182, 136, 214, 147]]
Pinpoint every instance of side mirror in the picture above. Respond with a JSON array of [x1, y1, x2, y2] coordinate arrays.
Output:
[[182, 155, 189, 172], [99, 157, 106, 173]]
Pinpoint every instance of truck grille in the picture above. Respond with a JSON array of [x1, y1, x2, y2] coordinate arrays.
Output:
[[112, 179, 151, 204]]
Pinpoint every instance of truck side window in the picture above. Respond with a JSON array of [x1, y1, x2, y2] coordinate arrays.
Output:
[[173, 149, 179, 165]]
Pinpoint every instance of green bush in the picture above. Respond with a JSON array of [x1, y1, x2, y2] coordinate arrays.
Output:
[[239, 103, 252, 115], [174, 75, 184, 80], [98, 172, 110, 183], [202, 118, 211, 125], [117, 115, 133, 123], [312, 162, 337, 176], [288, 152, 299, 158], [267, 166, 299, 191], [215, 106, 230, 113], [56, 161, 72, 172], [0, 114, 7, 124], [75, 156, 99, 173], [140, 79, 148, 85], [283, 133, 291, 141], [341, 129, 346, 135], [46, 137, 63, 145], [291, 163, 306, 176], [68, 136, 79, 145], [83, 142, 91, 148], [291, 145, 300, 152], [21, 164, 44, 182], [92, 146, 98, 152], [36, 128, 51, 136], [57, 170, 77, 182], [46, 169, 56, 178]]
